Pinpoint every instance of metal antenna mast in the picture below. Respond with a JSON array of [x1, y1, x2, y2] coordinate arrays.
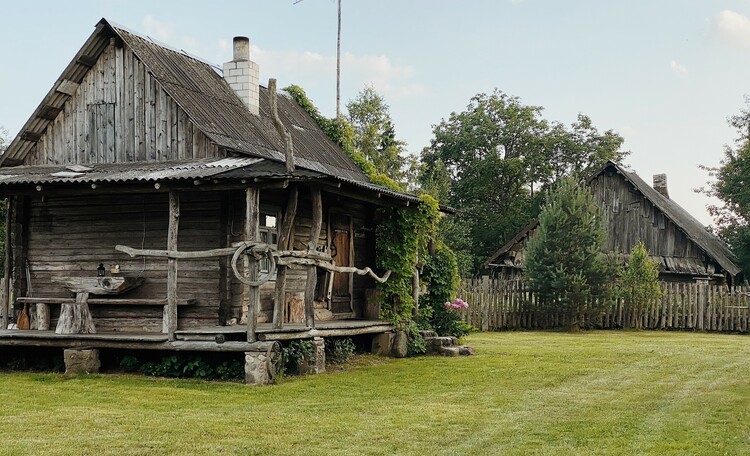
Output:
[[293, 0, 342, 117]]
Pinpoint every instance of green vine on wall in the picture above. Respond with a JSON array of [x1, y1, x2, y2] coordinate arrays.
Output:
[[376, 194, 439, 326], [283, 85, 459, 344]]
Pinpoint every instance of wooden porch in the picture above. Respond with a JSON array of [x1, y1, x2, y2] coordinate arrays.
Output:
[[0, 319, 394, 352]]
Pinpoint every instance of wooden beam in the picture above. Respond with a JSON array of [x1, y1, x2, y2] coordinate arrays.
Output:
[[76, 56, 98, 67], [55, 79, 80, 96], [245, 187, 260, 342], [258, 324, 395, 341], [116, 244, 237, 259], [218, 193, 231, 326], [273, 185, 298, 329], [0, 337, 280, 353], [268, 79, 295, 173], [165, 191, 179, 340], [304, 185, 323, 328], [38, 105, 63, 121], [20, 132, 42, 143], [1, 198, 11, 330]]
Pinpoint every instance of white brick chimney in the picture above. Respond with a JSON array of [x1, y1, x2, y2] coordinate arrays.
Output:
[[223, 36, 260, 115]]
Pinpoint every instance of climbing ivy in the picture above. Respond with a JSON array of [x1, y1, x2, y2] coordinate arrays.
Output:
[[283, 85, 459, 344], [376, 194, 439, 326]]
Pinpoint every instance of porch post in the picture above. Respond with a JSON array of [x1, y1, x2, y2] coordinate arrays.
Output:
[[245, 187, 260, 342], [1, 198, 12, 330], [165, 191, 179, 341], [273, 185, 298, 329], [304, 185, 322, 328]]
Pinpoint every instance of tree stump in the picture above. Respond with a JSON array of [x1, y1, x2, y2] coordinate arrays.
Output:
[[56, 292, 96, 334]]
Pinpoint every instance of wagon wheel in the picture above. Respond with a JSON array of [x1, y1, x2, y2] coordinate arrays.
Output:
[[231, 242, 276, 286]]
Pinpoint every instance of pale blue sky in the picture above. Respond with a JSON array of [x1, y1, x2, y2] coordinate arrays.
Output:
[[2, 1, 750, 225]]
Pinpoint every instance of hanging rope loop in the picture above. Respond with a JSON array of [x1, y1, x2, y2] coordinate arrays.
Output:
[[231, 242, 276, 286]]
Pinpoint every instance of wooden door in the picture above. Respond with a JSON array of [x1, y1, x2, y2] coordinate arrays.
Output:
[[329, 213, 353, 314]]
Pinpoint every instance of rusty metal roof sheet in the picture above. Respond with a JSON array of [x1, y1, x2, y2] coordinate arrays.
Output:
[[0, 157, 264, 185]]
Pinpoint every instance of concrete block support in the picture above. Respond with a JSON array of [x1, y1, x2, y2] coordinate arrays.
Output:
[[63, 348, 100, 374], [371, 332, 394, 355], [391, 331, 408, 358], [244, 351, 274, 385], [310, 337, 326, 374]]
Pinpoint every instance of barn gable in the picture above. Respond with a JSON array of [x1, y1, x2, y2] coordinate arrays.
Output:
[[1, 19, 369, 184], [485, 161, 741, 281]]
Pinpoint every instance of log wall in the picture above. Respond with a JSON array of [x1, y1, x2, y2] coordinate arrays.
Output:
[[25, 191, 221, 331], [26, 40, 218, 166], [19, 186, 377, 332]]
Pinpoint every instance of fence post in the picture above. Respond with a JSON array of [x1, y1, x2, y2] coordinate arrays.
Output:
[[696, 278, 708, 331]]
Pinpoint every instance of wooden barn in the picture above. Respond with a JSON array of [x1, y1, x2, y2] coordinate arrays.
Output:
[[0, 19, 416, 382], [484, 161, 742, 285]]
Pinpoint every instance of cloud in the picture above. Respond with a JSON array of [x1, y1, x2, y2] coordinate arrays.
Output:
[[142, 15, 174, 42], [711, 10, 750, 51], [670, 60, 689, 79], [250, 46, 426, 100]]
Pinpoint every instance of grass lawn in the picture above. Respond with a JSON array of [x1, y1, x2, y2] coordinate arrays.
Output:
[[1, 331, 749, 455]]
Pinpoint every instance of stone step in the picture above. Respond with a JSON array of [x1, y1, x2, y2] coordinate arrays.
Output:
[[436, 345, 475, 356], [425, 336, 458, 347], [419, 330, 438, 338]]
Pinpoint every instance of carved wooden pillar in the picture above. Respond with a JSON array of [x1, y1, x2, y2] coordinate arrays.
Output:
[[1, 198, 12, 330], [165, 191, 179, 340], [273, 185, 298, 329], [245, 187, 260, 342], [304, 186, 322, 328]]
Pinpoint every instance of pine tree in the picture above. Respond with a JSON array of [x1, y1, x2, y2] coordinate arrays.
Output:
[[524, 175, 614, 330], [620, 241, 662, 328]]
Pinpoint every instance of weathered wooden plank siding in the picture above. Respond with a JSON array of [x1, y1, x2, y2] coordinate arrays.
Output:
[[26, 41, 218, 166], [458, 278, 750, 333], [590, 172, 698, 259], [25, 191, 222, 332], [225, 189, 377, 322]]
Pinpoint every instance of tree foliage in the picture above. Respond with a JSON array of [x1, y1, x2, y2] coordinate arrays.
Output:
[[283, 84, 405, 191], [419, 90, 626, 274], [619, 241, 662, 328], [700, 96, 750, 275], [346, 86, 406, 182], [524, 176, 615, 329]]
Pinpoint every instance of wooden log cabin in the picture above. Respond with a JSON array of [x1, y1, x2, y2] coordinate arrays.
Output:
[[484, 161, 742, 285], [0, 19, 416, 363]]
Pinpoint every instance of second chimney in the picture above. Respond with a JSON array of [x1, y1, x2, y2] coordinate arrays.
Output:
[[653, 174, 669, 199], [224, 36, 260, 115]]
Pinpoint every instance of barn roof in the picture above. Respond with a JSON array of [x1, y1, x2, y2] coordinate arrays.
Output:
[[0, 18, 368, 185], [484, 161, 741, 277]]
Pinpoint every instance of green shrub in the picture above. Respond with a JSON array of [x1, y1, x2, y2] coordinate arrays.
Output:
[[325, 338, 356, 365], [283, 340, 315, 375], [419, 241, 473, 338]]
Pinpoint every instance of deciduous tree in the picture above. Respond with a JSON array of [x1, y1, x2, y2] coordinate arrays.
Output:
[[419, 90, 626, 274], [346, 86, 406, 182]]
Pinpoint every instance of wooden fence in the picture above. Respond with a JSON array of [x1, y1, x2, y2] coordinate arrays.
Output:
[[458, 278, 750, 333]]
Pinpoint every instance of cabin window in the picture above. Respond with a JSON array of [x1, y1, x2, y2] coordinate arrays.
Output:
[[259, 212, 278, 274]]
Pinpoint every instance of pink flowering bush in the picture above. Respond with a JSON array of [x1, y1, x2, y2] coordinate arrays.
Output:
[[444, 298, 469, 311], [419, 242, 473, 338]]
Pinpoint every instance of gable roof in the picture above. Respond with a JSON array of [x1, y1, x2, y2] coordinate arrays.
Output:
[[0, 18, 368, 184], [484, 161, 741, 277]]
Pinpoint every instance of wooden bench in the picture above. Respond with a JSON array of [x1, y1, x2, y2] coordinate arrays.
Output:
[[15, 297, 198, 308]]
